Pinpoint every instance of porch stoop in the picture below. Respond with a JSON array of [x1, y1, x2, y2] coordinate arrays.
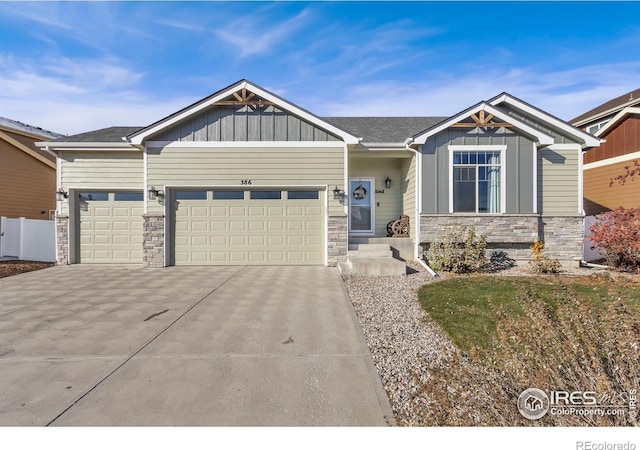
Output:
[[338, 242, 408, 276]]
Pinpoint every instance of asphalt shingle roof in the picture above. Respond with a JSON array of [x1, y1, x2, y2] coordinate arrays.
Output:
[[323, 117, 447, 143], [0, 117, 63, 139], [571, 88, 640, 124], [54, 126, 144, 143]]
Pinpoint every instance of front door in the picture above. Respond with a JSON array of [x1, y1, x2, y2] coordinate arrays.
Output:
[[348, 178, 375, 234]]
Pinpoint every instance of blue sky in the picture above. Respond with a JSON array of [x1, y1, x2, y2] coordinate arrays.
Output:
[[1, 1, 639, 135]]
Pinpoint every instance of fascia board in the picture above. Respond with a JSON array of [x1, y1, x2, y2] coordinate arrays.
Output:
[[490, 94, 601, 148], [128, 81, 359, 145], [413, 103, 554, 146], [595, 107, 640, 137], [573, 97, 640, 127], [35, 142, 139, 151]]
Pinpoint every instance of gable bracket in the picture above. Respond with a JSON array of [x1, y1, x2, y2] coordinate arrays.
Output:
[[451, 110, 514, 128], [215, 88, 276, 106]]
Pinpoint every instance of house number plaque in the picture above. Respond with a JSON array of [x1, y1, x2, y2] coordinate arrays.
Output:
[[241, 179, 252, 185]]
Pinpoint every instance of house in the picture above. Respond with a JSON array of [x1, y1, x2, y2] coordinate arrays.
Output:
[[571, 88, 640, 215], [37, 80, 600, 272], [0, 117, 63, 220]]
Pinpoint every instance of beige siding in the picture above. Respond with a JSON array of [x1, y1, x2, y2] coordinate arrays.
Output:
[[539, 148, 580, 215], [349, 157, 403, 237], [147, 146, 345, 215], [584, 159, 640, 215], [60, 151, 143, 215], [401, 154, 417, 240]]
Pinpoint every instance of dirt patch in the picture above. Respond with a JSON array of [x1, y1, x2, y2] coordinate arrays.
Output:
[[0, 260, 55, 279]]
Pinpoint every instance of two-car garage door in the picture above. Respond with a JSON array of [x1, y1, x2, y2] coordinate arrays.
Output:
[[173, 189, 324, 265]]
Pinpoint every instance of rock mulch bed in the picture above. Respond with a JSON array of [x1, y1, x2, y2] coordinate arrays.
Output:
[[342, 261, 634, 425], [0, 260, 54, 278]]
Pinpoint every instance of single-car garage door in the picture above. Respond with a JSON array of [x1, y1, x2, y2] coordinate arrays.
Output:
[[78, 191, 143, 263], [173, 189, 324, 265]]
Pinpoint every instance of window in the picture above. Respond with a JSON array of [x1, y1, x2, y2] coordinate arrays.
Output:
[[114, 192, 144, 201], [452, 150, 502, 213], [587, 120, 608, 135], [175, 190, 207, 200], [250, 190, 281, 200], [78, 192, 108, 201], [213, 190, 244, 200], [287, 191, 319, 200]]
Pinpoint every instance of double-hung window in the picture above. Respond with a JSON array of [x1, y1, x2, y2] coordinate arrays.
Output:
[[451, 148, 504, 213]]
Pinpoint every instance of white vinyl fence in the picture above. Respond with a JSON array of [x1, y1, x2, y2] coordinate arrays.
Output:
[[0, 217, 56, 262], [583, 215, 606, 262]]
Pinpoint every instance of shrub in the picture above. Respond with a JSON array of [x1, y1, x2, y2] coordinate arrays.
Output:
[[529, 239, 561, 274], [425, 223, 487, 273], [589, 207, 640, 271]]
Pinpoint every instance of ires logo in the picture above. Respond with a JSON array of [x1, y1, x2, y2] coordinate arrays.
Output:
[[549, 391, 597, 406]]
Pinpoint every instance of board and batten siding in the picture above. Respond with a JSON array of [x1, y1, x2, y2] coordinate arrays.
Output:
[[495, 104, 582, 145], [59, 151, 143, 215], [401, 155, 417, 240], [538, 148, 580, 215], [147, 145, 345, 215], [349, 157, 404, 237], [153, 105, 341, 143], [421, 127, 534, 214]]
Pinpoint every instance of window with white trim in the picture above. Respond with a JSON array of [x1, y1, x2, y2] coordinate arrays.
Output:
[[452, 150, 502, 213], [587, 120, 608, 134]]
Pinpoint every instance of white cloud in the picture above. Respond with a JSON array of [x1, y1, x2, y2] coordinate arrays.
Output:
[[214, 7, 312, 58]]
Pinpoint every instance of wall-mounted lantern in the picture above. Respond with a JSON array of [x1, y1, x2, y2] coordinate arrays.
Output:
[[385, 177, 392, 189], [148, 186, 164, 201], [56, 188, 68, 201]]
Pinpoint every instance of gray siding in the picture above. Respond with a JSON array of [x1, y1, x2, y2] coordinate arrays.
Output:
[[152, 105, 341, 142], [494, 104, 582, 145], [421, 127, 534, 214]]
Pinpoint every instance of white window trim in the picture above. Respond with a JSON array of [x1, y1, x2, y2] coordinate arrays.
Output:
[[587, 119, 609, 135], [448, 145, 507, 214]]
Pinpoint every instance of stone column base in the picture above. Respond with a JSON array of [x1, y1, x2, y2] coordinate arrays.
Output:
[[143, 214, 165, 267], [327, 215, 348, 266], [56, 215, 69, 265]]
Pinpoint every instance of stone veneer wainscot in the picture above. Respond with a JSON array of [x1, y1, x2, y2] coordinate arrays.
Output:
[[143, 214, 165, 267], [327, 215, 348, 266]]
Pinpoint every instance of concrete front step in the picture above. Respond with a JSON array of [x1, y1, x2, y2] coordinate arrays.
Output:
[[338, 257, 406, 276], [348, 249, 393, 258]]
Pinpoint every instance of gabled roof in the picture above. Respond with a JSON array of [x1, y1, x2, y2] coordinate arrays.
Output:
[[0, 117, 63, 140], [571, 87, 640, 126], [594, 106, 640, 137], [54, 126, 144, 143], [324, 117, 446, 143], [127, 79, 360, 145], [410, 101, 554, 147], [489, 92, 601, 148]]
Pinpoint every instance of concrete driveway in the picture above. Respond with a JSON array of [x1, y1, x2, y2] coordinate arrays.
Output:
[[0, 265, 393, 426]]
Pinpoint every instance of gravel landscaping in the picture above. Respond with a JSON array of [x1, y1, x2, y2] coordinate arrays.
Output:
[[0, 260, 54, 278], [342, 261, 635, 425]]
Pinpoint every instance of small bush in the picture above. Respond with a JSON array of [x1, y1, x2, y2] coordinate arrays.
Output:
[[529, 239, 561, 274], [425, 223, 487, 273], [589, 207, 640, 271]]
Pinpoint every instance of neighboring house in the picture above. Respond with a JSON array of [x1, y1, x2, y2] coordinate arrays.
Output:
[[571, 88, 640, 215], [37, 80, 599, 269], [0, 117, 63, 220]]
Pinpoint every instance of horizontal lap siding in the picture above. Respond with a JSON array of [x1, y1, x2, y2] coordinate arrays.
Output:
[[60, 151, 144, 215], [147, 146, 344, 215], [539, 148, 579, 214], [349, 158, 403, 236], [584, 160, 640, 215], [401, 156, 417, 240], [0, 141, 56, 219]]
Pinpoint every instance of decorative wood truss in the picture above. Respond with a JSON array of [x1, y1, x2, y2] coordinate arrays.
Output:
[[451, 110, 514, 128], [213, 88, 276, 107]]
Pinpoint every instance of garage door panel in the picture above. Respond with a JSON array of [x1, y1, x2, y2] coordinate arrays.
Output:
[[174, 189, 324, 266], [79, 192, 143, 264]]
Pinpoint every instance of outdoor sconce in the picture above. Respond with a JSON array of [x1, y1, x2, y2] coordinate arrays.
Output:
[[56, 188, 68, 201], [148, 186, 163, 200], [332, 186, 345, 201], [385, 177, 391, 189]]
